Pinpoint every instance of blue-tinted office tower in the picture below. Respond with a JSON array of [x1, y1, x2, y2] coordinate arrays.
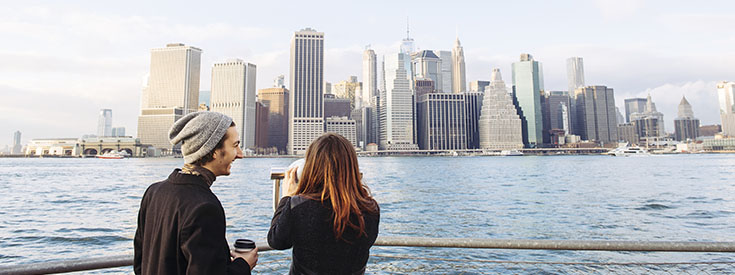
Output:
[[512, 54, 544, 147]]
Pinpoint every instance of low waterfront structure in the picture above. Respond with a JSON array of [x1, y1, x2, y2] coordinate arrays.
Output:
[[702, 137, 735, 151], [24, 137, 146, 157]]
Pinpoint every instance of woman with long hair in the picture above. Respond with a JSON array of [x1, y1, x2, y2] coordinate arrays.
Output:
[[268, 133, 380, 275]]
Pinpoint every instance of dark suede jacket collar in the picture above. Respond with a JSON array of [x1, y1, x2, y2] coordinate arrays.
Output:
[[169, 167, 216, 187]]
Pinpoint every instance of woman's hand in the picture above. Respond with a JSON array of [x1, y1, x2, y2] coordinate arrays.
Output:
[[284, 167, 299, 196]]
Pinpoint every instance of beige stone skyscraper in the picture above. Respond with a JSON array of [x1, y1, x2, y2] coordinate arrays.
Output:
[[210, 59, 257, 149], [451, 37, 467, 93], [288, 28, 325, 155], [332, 76, 360, 110], [717, 81, 735, 136], [361, 48, 377, 108], [137, 43, 202, 153]]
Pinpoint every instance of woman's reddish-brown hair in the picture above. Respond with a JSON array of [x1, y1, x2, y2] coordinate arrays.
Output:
[[294, 133, 378, 240]]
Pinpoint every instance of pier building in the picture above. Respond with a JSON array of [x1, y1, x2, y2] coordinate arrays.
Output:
[[24, 137, 146, 157]]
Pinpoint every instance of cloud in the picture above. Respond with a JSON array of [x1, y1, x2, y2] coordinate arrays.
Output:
[[595, 0, 644, 20], [657, 13, 735, 34]]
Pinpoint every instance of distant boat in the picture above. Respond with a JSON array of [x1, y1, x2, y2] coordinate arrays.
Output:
[[500, 149, 523, 156], [607, 146, 650, 157], [96, 151, 126, 159]]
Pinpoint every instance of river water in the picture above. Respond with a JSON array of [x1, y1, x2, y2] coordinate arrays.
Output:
[[1, 154, 734, 274]]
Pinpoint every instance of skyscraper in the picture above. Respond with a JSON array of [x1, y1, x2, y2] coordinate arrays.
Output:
[[12, 131, 22, 154], [615, 107, 624, 126], [545, 91, 572, 135], [400, 19, 415, 55], [573, 85, 618, 143], [97, 109, 112, 137], [717, 81, 735, 136], [324, 94, 351, 118], [380, 52, 418, 150], [512, 54, 544, 147], [629, 94, 664, 142], [566, 57, 585, 94], [674, 96, 700, 141], [415, 93, 467, 150], [624, 98, 647, 123], [452, 37, 467, 94], [400, 21, 415, 85], [289, 28, 325, 155], [274, 75, 285, 88], [478, 69, 523, 150], [111, 127, 126, 137], [325, 117, 357, 147], [138, 43, 202, 153], [412, 50, 442, 93], [254, 101, 270, 149], [464, 92, 483, 149], [210, 59, 257, 148], [414, 78, 435, 99], [469, 80, 490, 93], [362, 48, 377, 108], [351, 106, 376, 149], [332, 76, 360, 110], [436, 50, 452, 93], [257, 87, 289, 153]]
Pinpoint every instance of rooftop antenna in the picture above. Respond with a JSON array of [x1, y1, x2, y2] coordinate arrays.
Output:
[[406, 16, 410, 39]]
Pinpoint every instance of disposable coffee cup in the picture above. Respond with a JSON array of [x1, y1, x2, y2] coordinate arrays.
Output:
[[234, 239, 255, 253]]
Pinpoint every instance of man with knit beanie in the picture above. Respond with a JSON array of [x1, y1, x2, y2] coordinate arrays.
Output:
[[134, 111, 258, 275]]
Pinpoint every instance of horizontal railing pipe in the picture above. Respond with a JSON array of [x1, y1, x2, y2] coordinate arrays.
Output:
[[374, 237, 735, 252], [2, 237, 734, 274]]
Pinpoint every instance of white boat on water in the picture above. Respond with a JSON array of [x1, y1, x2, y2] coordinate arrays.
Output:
[[96, 151, 128, 159], [500, 149, 523, 156], [607, 146, 650, 157]]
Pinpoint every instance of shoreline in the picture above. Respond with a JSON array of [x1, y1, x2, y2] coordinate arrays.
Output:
[[2, 151, 735, 159]]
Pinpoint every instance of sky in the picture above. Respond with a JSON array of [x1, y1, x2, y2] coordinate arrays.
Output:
[[2, 0, 734, 146]]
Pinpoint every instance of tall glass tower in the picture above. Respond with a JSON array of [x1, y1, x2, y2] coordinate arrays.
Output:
[[97, 109, 112, 137], [512, 54, 544, 147]]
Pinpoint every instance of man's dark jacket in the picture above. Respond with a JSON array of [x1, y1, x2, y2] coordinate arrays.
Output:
[[134, 169, 250, 274]]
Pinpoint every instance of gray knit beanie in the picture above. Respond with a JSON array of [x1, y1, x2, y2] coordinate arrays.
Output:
[[169, 111, 233, 164]]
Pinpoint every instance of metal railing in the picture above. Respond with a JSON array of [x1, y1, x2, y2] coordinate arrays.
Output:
[[1, 237, 734, 275]]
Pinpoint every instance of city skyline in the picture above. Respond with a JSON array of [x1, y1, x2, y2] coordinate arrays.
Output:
[[2, 1, 733, 145]]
